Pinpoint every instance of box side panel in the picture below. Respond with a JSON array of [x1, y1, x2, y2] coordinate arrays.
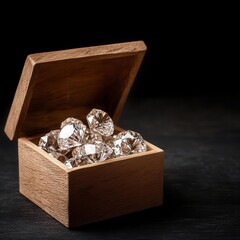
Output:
[[18, 138, 69, 227], [68, 150, 164, 227]]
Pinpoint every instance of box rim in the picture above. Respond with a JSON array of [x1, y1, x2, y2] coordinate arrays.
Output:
[[20, 134, 164, 173]]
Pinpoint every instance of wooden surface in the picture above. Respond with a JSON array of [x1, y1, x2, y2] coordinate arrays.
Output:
[[1, 96, 240, 239], [19, 133, 163, 228], [68, 142, 163, 227], [4, 41, 146, 140]]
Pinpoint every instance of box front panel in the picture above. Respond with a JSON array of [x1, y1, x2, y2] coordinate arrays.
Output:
[[18, 138, 69, 227], [68, 151, 164, 227]]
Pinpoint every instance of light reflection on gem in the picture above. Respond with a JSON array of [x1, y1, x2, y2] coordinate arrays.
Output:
[[86, 108, 114, 136], [38, 109, 147, 169], [110, 130, 147, 157], [58, 117, 86, 150]]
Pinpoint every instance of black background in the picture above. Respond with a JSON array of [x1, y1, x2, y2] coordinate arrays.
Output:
[[1, 5, 238, 118], [1, 5, 240, 240]]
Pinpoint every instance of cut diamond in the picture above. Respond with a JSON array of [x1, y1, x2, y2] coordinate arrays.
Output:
[[83, 128, 103, 144], [86, 108, 114, 136], [38, 130, 60, 153], [58, 117, 87, 150], [111, 130, 147, 157], [72, 142, 113, 162]]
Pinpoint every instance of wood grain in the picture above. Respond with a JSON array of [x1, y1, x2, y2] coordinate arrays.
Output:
[[4, 57, 35, 140], [18, 138, 69, 226], [4, 41, 146, 140], [68, 146, 164, 227], [19, 133, 163, 228]]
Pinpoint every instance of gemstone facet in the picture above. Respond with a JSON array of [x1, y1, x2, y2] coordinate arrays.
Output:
[[110, 130, 147, 157], [72, 142, 113, 162], [58, 117, 87, 150], [38, 130, 60, 153], [83, 128, 103, 144], [86, 108, 114, 137]]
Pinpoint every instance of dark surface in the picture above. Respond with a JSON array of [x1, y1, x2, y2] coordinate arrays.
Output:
[[0, 96, 240, 240]]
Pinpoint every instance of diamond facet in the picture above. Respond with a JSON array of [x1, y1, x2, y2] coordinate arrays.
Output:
[[58, 117, 87, 150], [38, 130, 60, 153], [83, 128, 103, 144], [110, 130, 147, 157], [86, 108, 114, 137], [72, 142, 113, 162]]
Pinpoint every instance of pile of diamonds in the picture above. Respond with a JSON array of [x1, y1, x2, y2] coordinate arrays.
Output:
[[38, 108, 147, 168]]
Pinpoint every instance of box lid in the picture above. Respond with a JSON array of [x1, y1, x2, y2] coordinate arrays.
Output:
[[5, 41, 146, 140]]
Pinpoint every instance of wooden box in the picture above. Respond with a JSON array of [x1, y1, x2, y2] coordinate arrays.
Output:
[[4, 41, 164, 228]]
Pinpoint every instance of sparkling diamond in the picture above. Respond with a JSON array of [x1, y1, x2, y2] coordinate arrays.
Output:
[[83, 128, 103, 144], [86, 108, 114, 137], [38, 130, 60, 153], [64, 158, 79, 169], [72, 142, 113, 162], [111, 130, 147, 156], [58, 117, 87, 150]]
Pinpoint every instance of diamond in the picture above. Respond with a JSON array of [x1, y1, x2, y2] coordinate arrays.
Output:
[[58, 117, 87, 150], [83, 128, 103, 144], [72, 142, 113, 162], [110, 130, 147, 156], [86, 108, 114, 137], [38, 130, 60, 153]]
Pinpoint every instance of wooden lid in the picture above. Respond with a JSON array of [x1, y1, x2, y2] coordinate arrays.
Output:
[[5, 41, 147, 140]]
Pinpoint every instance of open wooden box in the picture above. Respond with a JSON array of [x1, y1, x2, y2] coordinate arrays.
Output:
[[4, 41, 164, 228]]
